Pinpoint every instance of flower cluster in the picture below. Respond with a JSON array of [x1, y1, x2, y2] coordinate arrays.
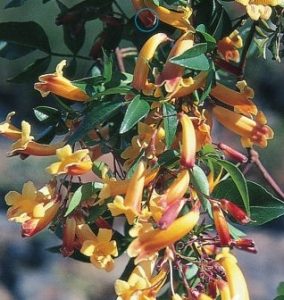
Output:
[[1, 0, 283, 299]]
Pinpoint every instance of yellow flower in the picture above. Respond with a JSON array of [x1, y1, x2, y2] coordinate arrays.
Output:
[[236, 0, 283, 20], [217, 30, 243, 63], [216, 279, 231, 300], [115, 260, 167, 300], [198, 294, 213, 300], [216, 248, 250, 300], [132, 33, 169, 94], [46, 145, 92, 176], [0, 112, 22, 140], [5, 181, 60, 237], [156, 32, 194, 93], [121, 122, 165, 169], [108, 161, 146, 224], [78, 224, 118, 271], [172, 294, 183, 300], [179, 113, 196, 168], [9, 121, 64, 157], [210, 81, 257, 117], [212, 106, 273, 148], [34, 60, 89, 101], [144, 0, 194, 32], [128, 207, 200, 263]]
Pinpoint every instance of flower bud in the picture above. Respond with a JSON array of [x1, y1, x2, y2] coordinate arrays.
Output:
[[220, 199, 250, 224], [217, 143, 248, 163]]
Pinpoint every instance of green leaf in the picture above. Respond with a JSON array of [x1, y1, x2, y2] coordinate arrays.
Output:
[[162, 102, 178, 149], [33, 106, 61, 124], [91, 86, 132, 99], [185, 264, 199, 280], [212, 159, 250, 214], [92, 161, 112, 178], [4, 0, 28, 8], [228, 223, 246, 239], [87, 201, 110, 223], [65, 182, 103, 216], [190, 165, 210, 210], [199, 60, 215, 103], [277, 282, 284, 296], [103, 50, 113, 83], [120, 95, 150, 134], [273, 297, 284, 300], [7, 56, 51, 83], [212, 179, 284, 225], [158, 150, 179, 167], [0, 41, 34, 60], [196, 25, 216, 52], [68, 100, 124, 144], [0, 21, 50, 53]]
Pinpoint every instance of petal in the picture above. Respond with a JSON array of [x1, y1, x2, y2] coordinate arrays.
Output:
[[81, 240, 96, 256], [97, 228, 113, 243]]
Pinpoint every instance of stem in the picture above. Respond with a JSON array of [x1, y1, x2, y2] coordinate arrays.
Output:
[[115, 47, 126, 72], [50, 52, 91, 61]]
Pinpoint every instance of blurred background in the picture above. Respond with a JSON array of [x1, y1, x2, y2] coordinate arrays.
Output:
[[0, 0, 284, 299]]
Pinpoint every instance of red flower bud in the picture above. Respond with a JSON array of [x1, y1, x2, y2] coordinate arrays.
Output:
[[220, 199, 250, 224], [212, 203, 231, 246], [217, 143, 248, 163], [234, 238, 257, 253]]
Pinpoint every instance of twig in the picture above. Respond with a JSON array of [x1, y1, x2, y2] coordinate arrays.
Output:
[[115, 47, 126, 72]]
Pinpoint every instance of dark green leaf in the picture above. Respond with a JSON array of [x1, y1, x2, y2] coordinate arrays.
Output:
[[33, 106, 61, 124], [196, 25, 216, 52], [158, 150, 179, 167], [170, 52, 210, 71], [92, 161, 113, 178], [119, 258, 135, 281], [103, 50, 113, 83], [273, 297, 284, 300], [7, 56, 51, 83], [162, 102, 178, 149], [212, 180, 284, 225], [212, 159, 249, 214], [4, 0, 28, 8], [277, 282, 284, 296], [68, 99, 124, 144], [120, 95, 150, 134], [0, 21, 50, 53], [87, 202, 109, 223], [65, 182, 103, 216], [200, 60, 215, 103], [91, 86, 132, 99], [190, 165, 210, 210], [0, 41, 34, 60]]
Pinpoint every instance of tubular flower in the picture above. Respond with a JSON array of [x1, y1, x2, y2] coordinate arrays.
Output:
[[61, 216, 78, 257], [5, 181, 60, 237], [78, 224, 118, 271], [34, 60, 89, 101], [108, 161, 146, 224], [46, 145, 93, 176], [99, 167, 159, 201], [144, 0, 194, 32], [9, 121, 64, 157], [156, 32, 194, 93], [180, 113, 196, 168], [235, 0, 284, 20], [121, 122, 165, 170], [220, 199, 250, 224], [217, 30, 243, 63], [198, 294, 213, 300], [212, 203, 231, 246], [217, 143, 248, 163], [115, 261, 167, 300], [132, 33, 169, 93], [210, 81, 257, 117], [216, 280, 231, 300], [128, 207, 200, 263], [0, 112, 22, 140], [212, 106, 274, 148], [216, 248, 250, 300]]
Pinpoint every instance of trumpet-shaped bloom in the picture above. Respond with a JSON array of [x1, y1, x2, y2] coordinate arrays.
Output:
[[217, 30, 243, 63], [212, 203, 231, 246], [128, 207, 199, 263], [78, 224, 118, 271], [108, 161, 146, 224], [46, 145, 93, 176], [115, 260, 167, 300], [0, 112, 22, 140], [156, 32, 194, 93], [180, 113, 196, 168], [5, 181, 60, 237], [9, 121, 64, 157], [34, 60, 89, 101], [144, 0, 194, 32], [212, 106, 273, 148], [216, 248, 250, 300], [210, 81, 257, 117], [235, 0, 283, 20], [216, 280, 231, 300]]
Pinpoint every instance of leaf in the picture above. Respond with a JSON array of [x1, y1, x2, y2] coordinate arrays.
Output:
[[212, 159, 250, 214], [87, 202, 109, 223], [103, 50, 113, 83], [68, 100, 124, 144], [92, 161, 112, 178], [185, 264, 199, 280], [212, 179, 284, 225], [228, 223, 246, 239], [7, 56, 51, 83], [273, 297, 284, 300], [91, 86, 132, 99], [120, 95, 150, 134], [4, 0, 28, 8], [65, 182, 103, 216], [0, 41, 34, 60], [162, 102, 178, 149], [33, 106, 61, 124], [0, 21, 50, 53], [158, 150, 179, 167], [277, 282, 284, 296], [196, 25, 216, 52], [190, 165, 210, 210], [199, 60, 215, 103], [47, 246, 90, 263]]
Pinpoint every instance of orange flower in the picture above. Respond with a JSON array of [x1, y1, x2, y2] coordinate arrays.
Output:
[[180, 113, 196, 168], [212, 203, 231, 246], [5, 181, 60, 237], [34, 60, 89, 101], [0, 112, 22, 140], [217, 30, 243, 63], [132, 33, 169, 93], [128, 207, 199, 263], [212, 106, 273, 148]]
